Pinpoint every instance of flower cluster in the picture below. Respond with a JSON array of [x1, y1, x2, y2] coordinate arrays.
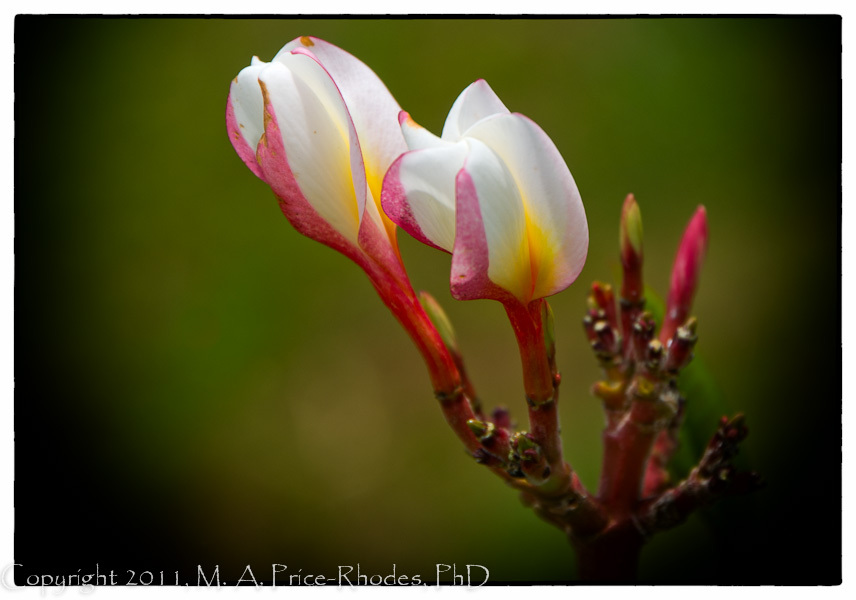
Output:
[[225, 36, 758, 581]]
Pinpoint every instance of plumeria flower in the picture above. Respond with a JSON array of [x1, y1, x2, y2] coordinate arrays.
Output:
[[382, 80, 589, 408], [225, 36, 470, 401], [381, 80, 588, 307], [226, 36, 406, 272]]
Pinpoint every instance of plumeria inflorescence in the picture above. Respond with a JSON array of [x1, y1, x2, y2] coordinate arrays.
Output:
[[226, 36, 760, 581]]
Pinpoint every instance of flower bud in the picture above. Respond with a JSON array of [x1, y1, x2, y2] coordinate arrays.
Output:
[[620, 193, 644, 269], [419, 291, 460, 355], [467, 418, 495, 441], [620, 194, 644, 304], [661, 206, 708, 344]]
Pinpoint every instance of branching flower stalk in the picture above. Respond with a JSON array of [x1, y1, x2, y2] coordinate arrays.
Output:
[[226, 36, 761, 582]]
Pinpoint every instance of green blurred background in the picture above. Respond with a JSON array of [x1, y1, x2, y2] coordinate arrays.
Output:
[[15, 17, 840, 584]]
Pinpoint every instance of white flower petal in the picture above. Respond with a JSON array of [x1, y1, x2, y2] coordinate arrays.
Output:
[[230, 60, 268, 151], [441, 79, 510, 142], [276, 37, 407, 199], [392, 142, 469, 252], [459, 139, 531, 301], [466, 113, 588, 298], [400, 111, 450, 151], [258, 60, 360, 243]]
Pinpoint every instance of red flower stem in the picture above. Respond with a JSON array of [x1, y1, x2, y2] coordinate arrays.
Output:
[[504, 299, 570, 492], [361, 260, 485, 457], [504, 299, 554, 401]]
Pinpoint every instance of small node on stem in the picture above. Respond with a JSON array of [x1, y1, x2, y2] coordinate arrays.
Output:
[[509, 432, 551, 486], [434, 386, 464, 405], [594, 320, 618, 354], [631, 311, 656, 364], [591, 282, 618, 331], [664, 317, 699, 374], [593, 379, 627, 414], [645, 339, 664, 375], [630, 375, 659, 402], [467, 418, 511, 466]]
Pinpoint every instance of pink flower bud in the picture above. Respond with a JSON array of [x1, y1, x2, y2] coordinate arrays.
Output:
[[660, 206, 708, 344]]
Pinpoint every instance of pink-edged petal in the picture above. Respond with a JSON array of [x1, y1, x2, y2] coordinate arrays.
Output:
[[280, 50, 374, 236], [258, 58, 361, 244], [254, 96, 365, 268], [381, 141, 468, 253], [399, 111, 448, 151], [441, 79, 510, 142], [451, 139, 531, 303], [465, 113, 588, 299], [226, 60, 267, 179], [281, 47, 404, 260], [276, 37, 406, 199]]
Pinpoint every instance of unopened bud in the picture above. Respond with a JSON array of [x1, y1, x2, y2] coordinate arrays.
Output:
[[620, 194, 644, 307], [661, 206, 708, 344], [510, 432, 540, 459], [620, 193, 644, 267], [419, 291, 459, 354], [467, 418, 495, 442], [509, 433, 550, 485]]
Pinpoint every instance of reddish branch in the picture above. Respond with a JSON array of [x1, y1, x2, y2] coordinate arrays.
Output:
[[392, 197, 758, 581]]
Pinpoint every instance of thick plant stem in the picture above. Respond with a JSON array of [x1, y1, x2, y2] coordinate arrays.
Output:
[[598, 397, 661, 515], [573, 520, 644, 582]]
